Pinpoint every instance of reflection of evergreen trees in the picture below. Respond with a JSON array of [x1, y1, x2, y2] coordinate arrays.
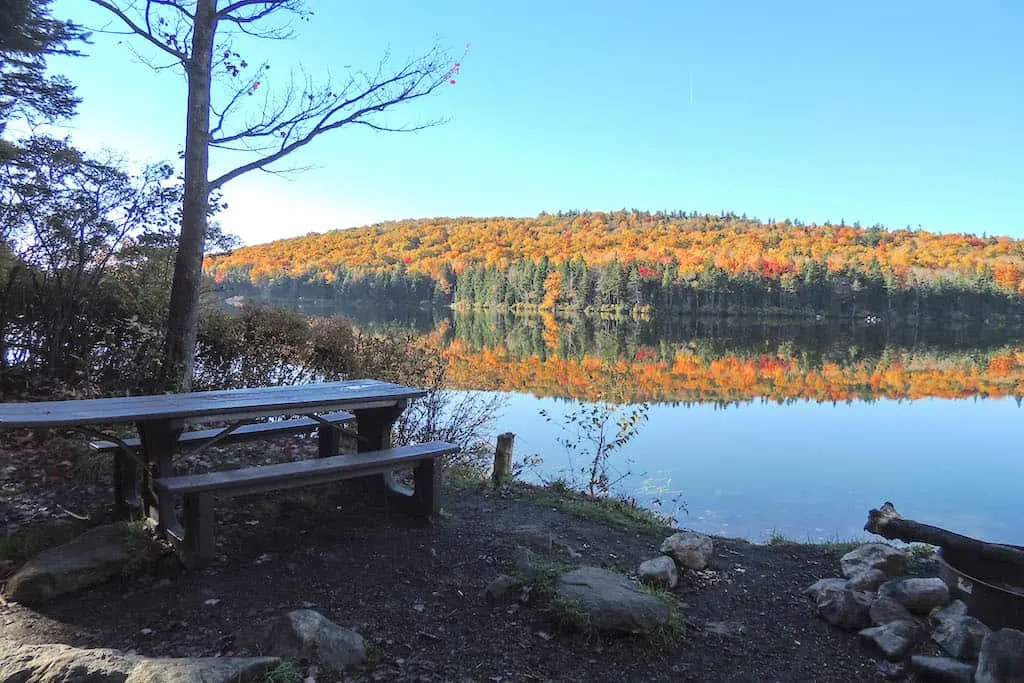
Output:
[[452, 258, 1024, 322], [452, 309, 1024, 368]]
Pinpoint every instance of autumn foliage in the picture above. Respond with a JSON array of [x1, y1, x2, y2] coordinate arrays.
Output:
[[206, 211, 1024, 295]]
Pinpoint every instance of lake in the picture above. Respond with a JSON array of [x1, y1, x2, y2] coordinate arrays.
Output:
[[235, 296, 1024, 545]]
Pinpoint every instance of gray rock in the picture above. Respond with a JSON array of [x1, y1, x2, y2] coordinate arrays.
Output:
[[932, 613, 991, 660], [510, 525, 553, 554], [555, 566, 671, 634], [660, 531, 713, 570], [847, 568, 887, 592], [870, 596, 918, 625], [858, 619, 923, 660], [976, 628, 1024, 683], [876, 660, 908, 680], [238, 609, 366, 672], [815, 587, 872, 631], [840, 543, 908, 579], [0, 640, 277, 683], [910, 655, 977, 683], [933, 599, 969, 624], [638, 556, 678, 589], [513, 545, 537, 573], [5, 524, 151, 606], [878, 577, 950, 614], [483, 574, 522, 605], [803, 577, 848, 601]]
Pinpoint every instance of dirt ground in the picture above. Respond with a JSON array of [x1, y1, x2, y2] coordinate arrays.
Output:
[[0, 437, 941, 682]]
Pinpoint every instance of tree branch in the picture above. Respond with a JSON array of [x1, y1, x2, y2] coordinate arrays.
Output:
[[86, 0, 189, 64]]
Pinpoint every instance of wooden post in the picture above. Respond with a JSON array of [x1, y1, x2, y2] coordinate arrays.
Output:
[[492, 432, 515, 487]]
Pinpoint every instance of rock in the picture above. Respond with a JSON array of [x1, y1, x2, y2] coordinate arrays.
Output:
[[932, 613, 991, 660], [847, 568, 887, 592], [0, 640, 277, 683], [858, 619, 923, 660], [5, 524, 151, 606], [815, 587, 872, 631], [976, 628, 1024, 683], [513, 545, 537, 572], [555, 566, 671, 634], [803, 577, 848, 601], [638, 556, 678, 589], [510, 525, 553, 554], [840, 543, 908, 579], [238, 609, 366, 672], [660, 531, 713, 570], [878, 577, 950, 614], [910, 655, 977, 683], [126, 656, 280, 682], [870, 596, 918, 625], [875, 660, 908, 680], [704, 621, 745, 637], [483, 574, 522, 605], [933, 599, 969, 624]]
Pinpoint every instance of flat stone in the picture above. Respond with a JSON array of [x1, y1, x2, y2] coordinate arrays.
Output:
[[555, 566, 671, 634], [510, 525, 553, 554], [932, 599, 969, 624], [932, 613, 991, 660], [976, 628, 1024, 683], [0, 640, 277, 683], [870, 596, 918, 625], [483, 574, 522, 605], [660, 531, 713, 570], [815, 587, 872, 631], [638, 556, 678, 589], [5, 524, 149, 606], [910, 655, 977, 683], [840, 543, 908, 579], [878, 577, 950, 614], [859, 619, 923, 660], [237, 609, 366, 672]]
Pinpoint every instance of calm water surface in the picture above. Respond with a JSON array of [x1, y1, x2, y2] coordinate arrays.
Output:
[[238, 295, 1024, 545]]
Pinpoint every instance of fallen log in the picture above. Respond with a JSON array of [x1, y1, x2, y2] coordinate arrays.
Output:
[[865, 502, 1024, 569]]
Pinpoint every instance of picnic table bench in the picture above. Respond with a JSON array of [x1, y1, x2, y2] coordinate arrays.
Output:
[[0, 379, 459, 567]]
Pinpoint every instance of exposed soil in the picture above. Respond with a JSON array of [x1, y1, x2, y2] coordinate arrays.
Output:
[[0, 436, 940, 682]]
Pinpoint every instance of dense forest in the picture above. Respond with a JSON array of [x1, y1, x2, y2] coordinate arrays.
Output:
[[206, 211, 1024, 321], [429, 312, 1024, 404]]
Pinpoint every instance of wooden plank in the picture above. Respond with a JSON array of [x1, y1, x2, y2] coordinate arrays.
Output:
[[89, 411, 355, 452], [0, 380, 425, 428], [154, 441, 459, 496]]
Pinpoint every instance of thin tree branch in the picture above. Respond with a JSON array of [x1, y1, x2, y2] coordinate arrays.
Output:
[[86, 0, 189, 64]]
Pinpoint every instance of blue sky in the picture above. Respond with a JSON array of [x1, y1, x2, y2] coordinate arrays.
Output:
[[50, 0, 1024, 246]]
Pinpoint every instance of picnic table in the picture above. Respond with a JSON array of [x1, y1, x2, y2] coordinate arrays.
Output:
[[0, 379, 459, 566]]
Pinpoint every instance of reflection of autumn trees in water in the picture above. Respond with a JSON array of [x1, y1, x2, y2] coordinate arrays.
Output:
[[428, 312, 1024, 404]]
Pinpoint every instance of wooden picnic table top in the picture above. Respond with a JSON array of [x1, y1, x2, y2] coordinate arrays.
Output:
[[0, 379, 426, 429]]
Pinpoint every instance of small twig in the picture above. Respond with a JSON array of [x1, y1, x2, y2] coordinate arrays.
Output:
[[56, 503, 90, 521], [416, 630, 440, 640]]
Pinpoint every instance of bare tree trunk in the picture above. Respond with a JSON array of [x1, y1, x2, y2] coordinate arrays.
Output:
[[163, 0, 216, 393]]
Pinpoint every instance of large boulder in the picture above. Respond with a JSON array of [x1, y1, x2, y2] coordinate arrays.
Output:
[[237, 609, 366, 673], [932, 613, 991, 660], [555, 566, 671, 634], [0, 640, 277, 683], [975, 628, 1024, 683], [5, 524, 154, 606], [910, 655, 977, 683], [660, 531, 713, 570], [840, 543, 908, 579]]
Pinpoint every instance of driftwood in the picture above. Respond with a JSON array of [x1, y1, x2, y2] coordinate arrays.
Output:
[[865, 502, 1024, 568]]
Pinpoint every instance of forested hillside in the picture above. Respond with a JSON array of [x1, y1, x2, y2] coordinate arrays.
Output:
[[205, 211, 1024, 320]]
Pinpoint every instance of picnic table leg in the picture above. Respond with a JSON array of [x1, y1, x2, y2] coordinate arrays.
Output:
[[317, 422, 341, 458], [112, 448, 139, 519], [136, 419, 182, 530], [352, 401, 436, 518]]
